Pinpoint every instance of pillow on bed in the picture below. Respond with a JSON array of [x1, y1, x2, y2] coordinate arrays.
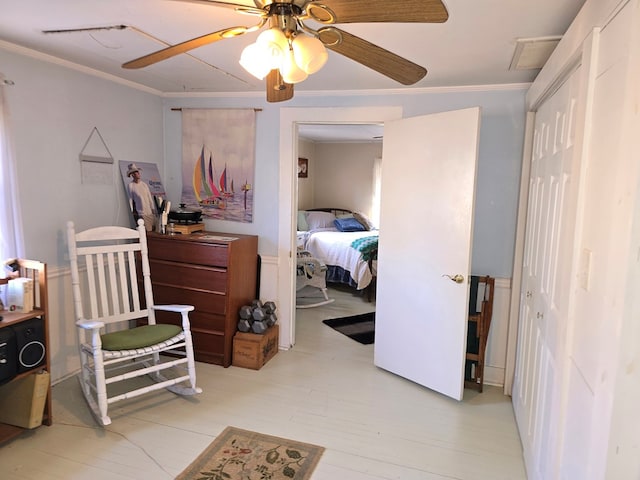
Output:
[[334, 217, 366, 232], [297, 211, 309, 231], [353, 211, 376, 231], [305, 211, 337, 230]]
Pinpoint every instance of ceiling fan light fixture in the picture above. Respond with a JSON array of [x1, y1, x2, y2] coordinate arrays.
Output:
[[281, 50, 308, 84], [292, 34, 328, 74], [241, 28, 328, 83], [120, 0, 448, 102], [240, 27, 289, 79], [257, 27, 288, 65], [239, 42, 272, 80]]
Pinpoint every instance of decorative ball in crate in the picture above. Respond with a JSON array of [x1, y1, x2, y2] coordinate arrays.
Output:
[[237, 299, 277, 334]]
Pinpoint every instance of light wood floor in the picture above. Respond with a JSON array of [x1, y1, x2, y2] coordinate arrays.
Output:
[[0, 286, 526, 479]]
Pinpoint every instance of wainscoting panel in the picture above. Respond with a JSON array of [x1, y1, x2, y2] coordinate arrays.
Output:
[[45, 263, 510, 388], [258, 255, 279, 306], [43, 266, 80, 384], [484, 277, 512, 387]]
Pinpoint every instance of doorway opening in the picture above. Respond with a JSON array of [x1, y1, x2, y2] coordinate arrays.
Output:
[[278, 107, 403, 348], [294, 123, 382, 324]]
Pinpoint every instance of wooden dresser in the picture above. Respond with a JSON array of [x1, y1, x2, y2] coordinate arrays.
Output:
[[146, 231, 258, 367]]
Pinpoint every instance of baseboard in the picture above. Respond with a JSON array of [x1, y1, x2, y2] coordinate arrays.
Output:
[[484, 365, 506, 388]]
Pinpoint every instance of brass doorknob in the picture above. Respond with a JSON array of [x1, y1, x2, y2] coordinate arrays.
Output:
[[443, 274, 465, 284]]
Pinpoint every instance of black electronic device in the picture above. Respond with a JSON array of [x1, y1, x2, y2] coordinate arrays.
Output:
[[0, 327, 17, 384], [12, 317, 46, 373]]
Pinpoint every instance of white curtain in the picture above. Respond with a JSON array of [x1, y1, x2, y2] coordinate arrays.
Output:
[[0, 77, 25, 267], [371, 156, 382, 228]]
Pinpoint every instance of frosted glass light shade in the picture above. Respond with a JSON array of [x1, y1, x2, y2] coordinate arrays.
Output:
[[292, 34, 328, 74], [280, 50, 308, 84], [256, 28, 288, 69], [239, 43, 272, 80]]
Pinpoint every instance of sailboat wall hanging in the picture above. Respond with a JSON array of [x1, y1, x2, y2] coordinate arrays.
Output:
[[181, 109, 256, 222]]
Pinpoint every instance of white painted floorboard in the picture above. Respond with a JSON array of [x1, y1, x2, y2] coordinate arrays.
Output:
[[0, 286, 526, 479]]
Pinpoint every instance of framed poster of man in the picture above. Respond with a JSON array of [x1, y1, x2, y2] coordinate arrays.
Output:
[[119, 161, 166, 231]]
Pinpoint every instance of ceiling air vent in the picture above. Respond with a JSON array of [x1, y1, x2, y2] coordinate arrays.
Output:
[[510, 36, 562, 70]]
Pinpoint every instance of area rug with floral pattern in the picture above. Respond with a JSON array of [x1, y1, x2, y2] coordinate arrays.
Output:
[[176, 426, 325, 480]]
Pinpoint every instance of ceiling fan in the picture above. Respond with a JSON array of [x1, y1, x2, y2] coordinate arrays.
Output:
[[122, 0, 449, 102]]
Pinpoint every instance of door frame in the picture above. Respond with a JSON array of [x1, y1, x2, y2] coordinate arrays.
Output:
[[278, 107, 403, 348]]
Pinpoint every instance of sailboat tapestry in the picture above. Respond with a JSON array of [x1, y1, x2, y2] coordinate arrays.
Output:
[[181, 109, 256, 222]]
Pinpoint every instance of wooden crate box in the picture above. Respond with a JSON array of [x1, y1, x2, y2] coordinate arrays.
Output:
[[232, 325, 279, 370]]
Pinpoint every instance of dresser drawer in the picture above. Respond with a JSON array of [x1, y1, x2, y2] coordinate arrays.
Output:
[[155, 310, 226, 333], [150, 260, 227, 293], [191, 330, 226, 365], [148, 237, 229, 267], [152, 284, 227, 315]]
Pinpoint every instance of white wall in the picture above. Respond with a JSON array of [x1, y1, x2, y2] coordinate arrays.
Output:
[[163, 87, 527, 279], [311, 142, 382, 217], [1, 48, 164, 267]]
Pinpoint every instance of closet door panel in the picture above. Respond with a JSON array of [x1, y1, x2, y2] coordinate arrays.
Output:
[[513, 66, 581, 479]]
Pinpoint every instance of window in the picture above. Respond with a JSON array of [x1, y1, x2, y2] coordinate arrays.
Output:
[[0, 78, 24, 264]]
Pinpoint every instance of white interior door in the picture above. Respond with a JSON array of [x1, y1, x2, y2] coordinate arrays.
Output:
[[375, 107, 481, 401]]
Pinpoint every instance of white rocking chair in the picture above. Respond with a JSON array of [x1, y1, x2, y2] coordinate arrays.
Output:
[[67, 219, 201, 426], [296, 251, 335, 308]]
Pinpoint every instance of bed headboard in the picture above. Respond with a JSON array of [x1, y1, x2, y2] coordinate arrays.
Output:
[[306, 207, 353, 217]]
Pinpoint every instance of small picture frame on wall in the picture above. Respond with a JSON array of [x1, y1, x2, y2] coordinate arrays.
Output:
[[298, 157, 308, 178]]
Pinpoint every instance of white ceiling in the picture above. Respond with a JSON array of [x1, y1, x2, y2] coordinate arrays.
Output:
[[0, 0, 585, 96]]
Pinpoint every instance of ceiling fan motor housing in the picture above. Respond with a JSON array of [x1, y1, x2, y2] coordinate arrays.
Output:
[[267, 3, 302, 37]]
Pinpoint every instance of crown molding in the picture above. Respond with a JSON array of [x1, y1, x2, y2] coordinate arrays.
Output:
[[0, 39, 162, 95]]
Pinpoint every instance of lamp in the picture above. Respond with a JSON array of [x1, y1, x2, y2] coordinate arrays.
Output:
[[240, 28, 327, 83]]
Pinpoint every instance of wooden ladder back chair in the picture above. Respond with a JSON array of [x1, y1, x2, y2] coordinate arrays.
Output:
[[67, 219, 201, 426], [464, 275, 495, 392]]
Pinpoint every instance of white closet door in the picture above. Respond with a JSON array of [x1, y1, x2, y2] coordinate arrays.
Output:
[[513, 65, 581, 479]]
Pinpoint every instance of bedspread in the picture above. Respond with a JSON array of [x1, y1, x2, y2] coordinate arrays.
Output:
[[304, 229, 379, 290]]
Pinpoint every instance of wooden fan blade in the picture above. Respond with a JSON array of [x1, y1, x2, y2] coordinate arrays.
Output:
[[266, 70, 294, 102], [171, 0, 265, 15], [315, 0, 448, 23], [318, 28, 427, 85], [122, 26, 251, 69]]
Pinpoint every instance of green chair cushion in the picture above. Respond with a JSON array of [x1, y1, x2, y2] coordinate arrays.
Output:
[[101, 324, 182, 351]]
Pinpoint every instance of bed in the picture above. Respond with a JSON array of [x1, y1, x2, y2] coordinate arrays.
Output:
[[297, 208, 378, 295]]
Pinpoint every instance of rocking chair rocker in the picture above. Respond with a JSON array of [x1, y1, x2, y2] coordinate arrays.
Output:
[[67, 219, 201, 426]]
